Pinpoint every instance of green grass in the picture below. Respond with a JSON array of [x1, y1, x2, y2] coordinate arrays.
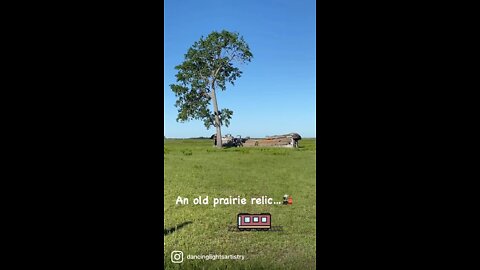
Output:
[[164, 139, 316, 269]]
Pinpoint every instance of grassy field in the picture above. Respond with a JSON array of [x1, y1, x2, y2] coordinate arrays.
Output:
[[164, 139, 316, 269]]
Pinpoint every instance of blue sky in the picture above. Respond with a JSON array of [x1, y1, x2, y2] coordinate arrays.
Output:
[[164, 0, 316, 138]]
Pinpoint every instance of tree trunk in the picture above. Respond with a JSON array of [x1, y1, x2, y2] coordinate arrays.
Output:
[[210, 86, 222, 148]]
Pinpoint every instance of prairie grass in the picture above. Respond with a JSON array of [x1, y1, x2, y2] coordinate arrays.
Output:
[[164, 139, 316, 269]]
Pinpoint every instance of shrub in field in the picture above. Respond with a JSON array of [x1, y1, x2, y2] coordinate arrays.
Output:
[[181, 149, 193, 156], [206, 148, 227, 153], [239, 148, 250, 154], [272, 151, 289, 156]]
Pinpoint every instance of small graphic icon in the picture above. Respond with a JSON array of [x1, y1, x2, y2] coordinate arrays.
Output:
[[283, 194, 289, 205], [171, 251, 183, 263], [288, 195, 293, 205], [237, 213, 271, 231]]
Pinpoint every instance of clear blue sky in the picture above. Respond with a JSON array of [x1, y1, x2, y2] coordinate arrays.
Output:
[[164, 0, 316, 138]]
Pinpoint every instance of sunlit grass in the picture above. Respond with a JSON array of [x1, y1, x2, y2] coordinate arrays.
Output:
[[164, 139, 316, 269]]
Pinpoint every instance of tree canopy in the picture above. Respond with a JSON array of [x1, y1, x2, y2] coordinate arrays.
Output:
[[170, 30, 253, 147]]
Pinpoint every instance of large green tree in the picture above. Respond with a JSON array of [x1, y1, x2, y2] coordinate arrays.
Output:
[[170, 30, 253, 148]]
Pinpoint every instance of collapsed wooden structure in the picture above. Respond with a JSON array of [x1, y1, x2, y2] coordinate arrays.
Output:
[[211, 133, 302, 148], [243, 133, 302, 148]]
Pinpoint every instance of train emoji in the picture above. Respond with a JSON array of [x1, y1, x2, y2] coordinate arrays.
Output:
[[237, 213, 271, 231]]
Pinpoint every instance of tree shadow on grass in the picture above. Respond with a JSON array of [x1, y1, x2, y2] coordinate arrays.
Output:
[[164, 221, 193, 236]]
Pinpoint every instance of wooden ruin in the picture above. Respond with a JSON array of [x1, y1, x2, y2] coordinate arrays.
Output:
[[212, 133, 302, 148], [242, 133, 301, 148]]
